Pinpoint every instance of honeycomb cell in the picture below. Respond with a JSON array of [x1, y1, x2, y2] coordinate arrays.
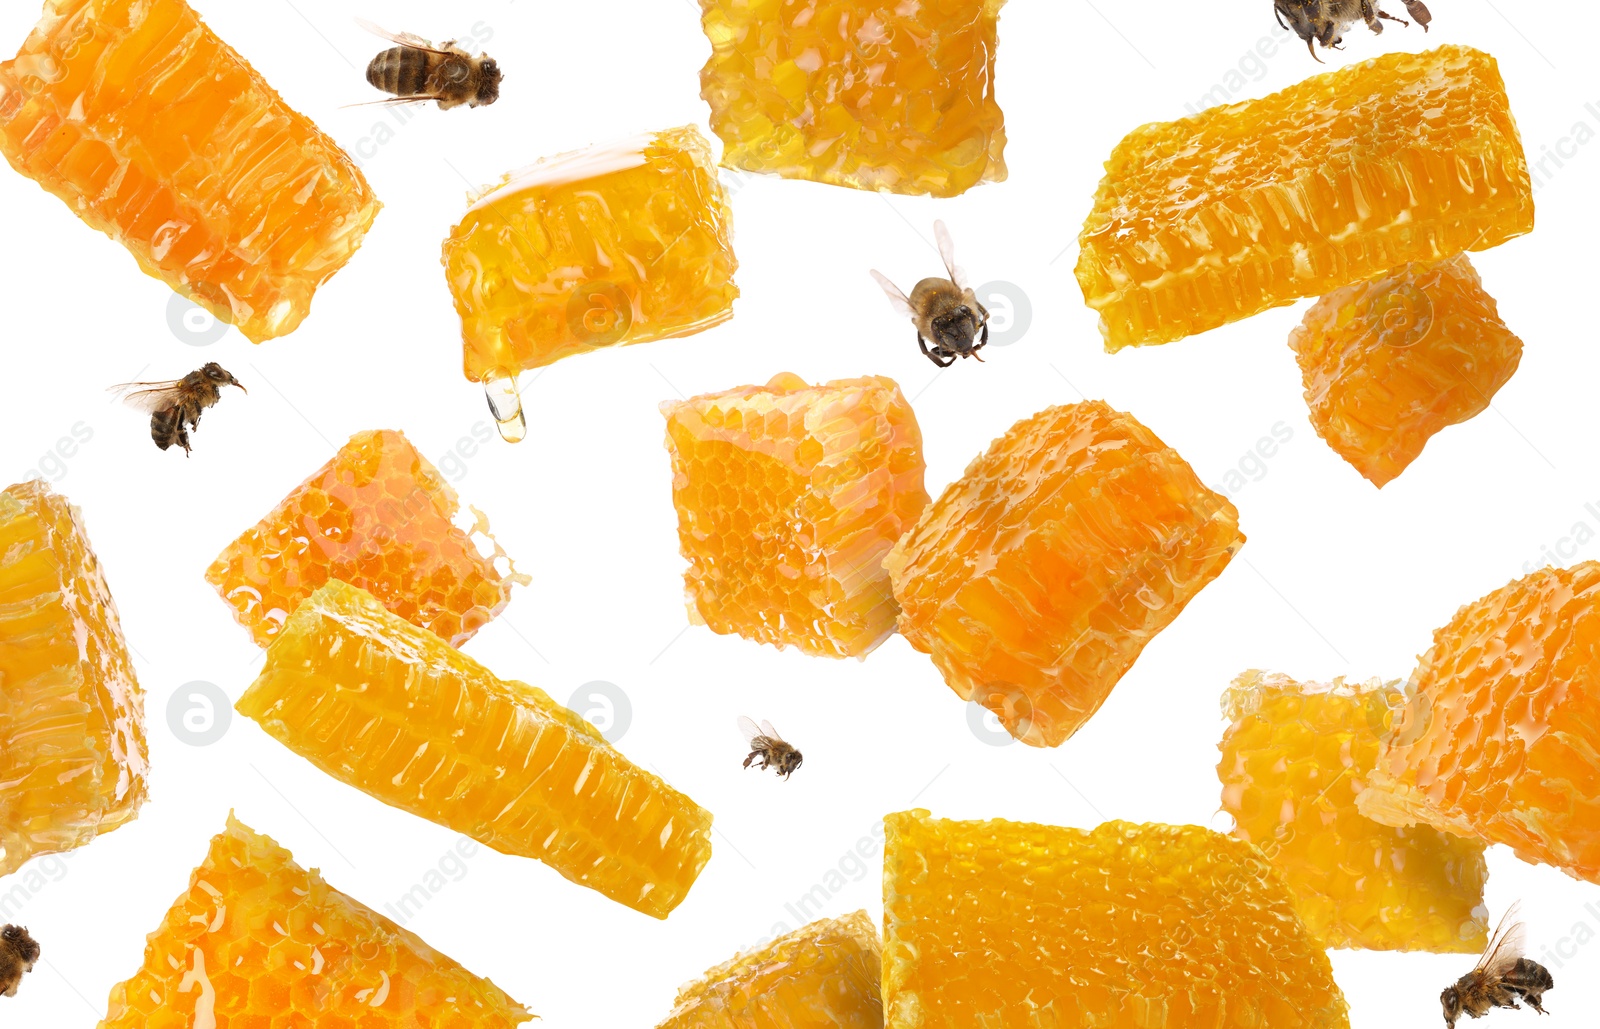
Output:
[[662, 372, 929, 659], [237, 580, 713, 919], [1218, 670, 1489, 952], [1359, 564, 1600, 884], [1289, 254, 1524, 487], [0, 481, 148, 875], [882, 810, 1349, 1028], [0, 0, 380, 342], [206, 429, 521, 648], [98, 815, 531, 1027], [885, 401, 1242, 747], [442, 126, 738, 380], [1077, 46, 1533, 351], [698, 0, 1008, 197], [656, 912, 882, 1029]]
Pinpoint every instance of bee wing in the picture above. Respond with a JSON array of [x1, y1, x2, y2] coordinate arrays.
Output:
[[1476, 903, 1529, 975], [355, 18, 449, 54], [760, 720, 782, 741], [870, 270, 915, 318], [934, 220, 968, 289], [108, 380, 185, 414], [340, 96, 448, 109], [737, 715, 764, 743]]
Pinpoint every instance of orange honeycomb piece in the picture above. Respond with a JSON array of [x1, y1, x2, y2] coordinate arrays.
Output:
[[698, 0, 1008, 197], [656, 911, 882, 1029], [1289, 254, 1523, 487], [1218, 671, 1488, 952], [0, 0, 380, 342], [662, 372, 928, 659], [0, 481, 147, 876], [206, 429, 520, 648], [885, 401, 1242, 747], [99, 814, 532, 1028], [1077, 46, 1533, 351], [442, 126, 738, 381], [237, 580, 714, 918], [1360, 564, 1600, 884], [883, 810, 1350, 1028]]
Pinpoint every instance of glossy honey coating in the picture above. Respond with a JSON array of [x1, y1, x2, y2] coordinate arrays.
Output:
[[882, 810, 1350, 1029], [443, 126, 738, 381], [1290, 254, 1523, 487], [885, 401, 1242, 747], [662, 373, 928, 659], [206, 429, 521, 648], [237, 580, 714, 919], [99, 815, 532, 1028], [0, 0, 380, 343], [1360, 564, 1600, 884], [1077, 46, 1533, 351], [1219, 671, 1489, 953], [656, 911, 882, 1029], [698, 0, 1008, 197], [0, 481, 148, 876]]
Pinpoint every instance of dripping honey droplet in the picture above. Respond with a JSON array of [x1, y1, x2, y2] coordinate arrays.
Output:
[[483, 368, 527, 443]]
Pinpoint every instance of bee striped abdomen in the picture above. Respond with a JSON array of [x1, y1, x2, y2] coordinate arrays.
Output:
[[367, 46, 431, 97], [150, 408, 182, 450]]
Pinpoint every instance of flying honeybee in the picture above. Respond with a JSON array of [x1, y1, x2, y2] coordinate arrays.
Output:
[[739, 717, 803, 780], [0, 925, 39, 999], [872, 221, 991, 368], [110, 362, 246, 455], [1275, 0, 1432, 60], [359, 20, 502, 110], [1441, 904, 1554, 1028]]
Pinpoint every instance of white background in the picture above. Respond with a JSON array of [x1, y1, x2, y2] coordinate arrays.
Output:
[[1, 0, 1598, 1025]]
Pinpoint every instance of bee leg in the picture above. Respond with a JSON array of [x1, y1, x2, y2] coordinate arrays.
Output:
[[1273, 2, 1289, 31], [1403, 0, 1431, 29], [1375, 6, 1409, 29]]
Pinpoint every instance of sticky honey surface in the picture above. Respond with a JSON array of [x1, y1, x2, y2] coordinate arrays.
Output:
[[662, 373, 928, 659], [1077, 46, 1533, 350], [0, 0, 380, 341]]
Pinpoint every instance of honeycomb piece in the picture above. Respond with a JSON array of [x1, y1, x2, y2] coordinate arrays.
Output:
[[882, 810, 1350, 1028], [206, 429, 521, 648], [442, 126, 738, 381], [0, 481, 147, 876], [1218, 670, 1489, 952], [1359, 564, 1600, 884], [656, 911, 883, 1029], [662, 372, 928, 659], [698, 0, 1008, 197], [885, 401, 1242, 747], [1077, 46, 1533, 351], [237, 580, 713, 918], [1289, 254, 1523, 487], [99, 815, 532, 1027], [0, 0, 380, 343]]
